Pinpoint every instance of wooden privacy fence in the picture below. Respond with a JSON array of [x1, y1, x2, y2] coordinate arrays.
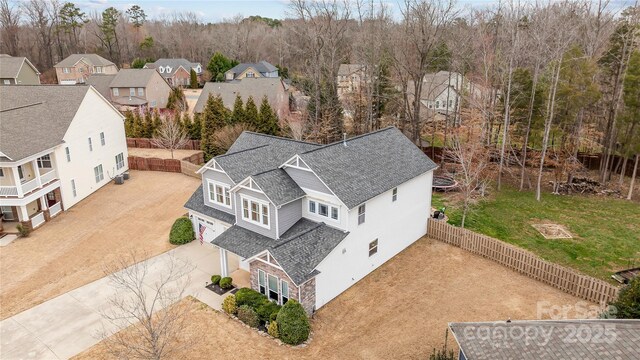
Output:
[[127, 138, 201, 150], [128, 156, 182, 173], [427, 220, 620, 304]]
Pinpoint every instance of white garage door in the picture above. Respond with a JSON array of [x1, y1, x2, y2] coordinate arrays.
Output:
[[197, 217, 216, 244], [60, 80, 77, 85]]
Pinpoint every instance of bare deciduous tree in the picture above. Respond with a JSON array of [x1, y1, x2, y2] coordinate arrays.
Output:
[[99, 252, 194, 360], [151, 115, 188, 159]]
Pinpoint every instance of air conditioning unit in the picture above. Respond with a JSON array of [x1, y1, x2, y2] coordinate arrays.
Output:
[[114, 175, 124, 185]]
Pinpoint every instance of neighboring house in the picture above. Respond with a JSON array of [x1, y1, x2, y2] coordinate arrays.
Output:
[[54, 54, 118, 85], [0, 55, 41, 85], [409, 71, 486, 114], [0, 85, 128, 231], [449, 320, 640, 360], [86, 74, 116, 100], [143, 58, 204, 87], [194, 78, 289, 119], [336, 64, 367, 100], [107, 69, 172, 110], [184, 127, 436, 314], [224, 61, 278, 81]]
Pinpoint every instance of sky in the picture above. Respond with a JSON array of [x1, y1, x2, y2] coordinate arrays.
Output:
[[11, 0, 635, 23]]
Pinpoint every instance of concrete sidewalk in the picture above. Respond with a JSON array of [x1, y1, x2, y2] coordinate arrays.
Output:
[[0, 241, 225, 359]]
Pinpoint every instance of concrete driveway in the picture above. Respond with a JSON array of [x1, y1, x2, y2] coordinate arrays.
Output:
[[0, 241, 223, 359]]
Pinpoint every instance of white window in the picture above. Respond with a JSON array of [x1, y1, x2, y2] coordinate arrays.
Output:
[[358, 204, 366, 225], [435, 100, 440, 108], [159, 66, 165, 73], [258, 269, 267, 296], [129, 88, 135, 96], [369, 239, 378, 257], [267, 274, 279, 302], [208, 180, 231, 208], [331, 206, 339, 220], [3, 80, 10, 85], [71, 179, 77, 197], [246, 71, 255, 78], [17, 165, 24, 181], [63, 67, 70, 74], [166, 66, 173, 73], [309, 200, 316, 213], [319, 203, 328, 217], [94, 164, 104, 183], [241, 197, 269, 228], [137, 88, 144, 96], [115, 153, 125, 170], [448, 99, 453, 107], [0, 168, 3, 177], [65, 147, 71, 162], [88, 137, 93, 151], [100, 132, 105, 146], [281, 280, 289, 305], [37, 154, 52, 169], [309, 199, 339, 221], [96, 66, 102, 73], [392, 188, 398, 202], [113, 88, 119, 97]]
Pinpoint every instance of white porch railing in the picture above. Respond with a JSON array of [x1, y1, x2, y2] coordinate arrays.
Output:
[[21, 178, 38, 194], [39, 169, 57, 184], [31, 211, 46, 228], [0, 186, 18, 197], [49, 202, 62, 216]]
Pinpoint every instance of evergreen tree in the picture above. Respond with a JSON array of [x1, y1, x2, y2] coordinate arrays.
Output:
[[124, 110, 135, 137], [132, 112, 145, 138], [230, 94, 245, 125], [190, 68, 198, 89], [200, 94, 229, 159], [244, 96, 259, 130], [151, 110, 162, 136], [258, 96, 280, 135], [207, 52, 238, 82], [167, 87, 187, 112], [143, 110, 154, 138], [190, 113, 202, 140]]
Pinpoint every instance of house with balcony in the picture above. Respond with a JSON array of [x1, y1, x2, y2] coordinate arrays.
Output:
[[0, 85, 128, 232], [185, 127, 436, 314], [143, 58, 204, 87], [54, 54, 118, 85]]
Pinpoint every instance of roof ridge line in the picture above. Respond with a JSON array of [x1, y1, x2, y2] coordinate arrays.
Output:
[[242, 131, 321, 147], [273, 222, 324, 249], [301, 126, 396, 154], [215, 144, 270, 158], [0, 101, 44, 112], [251, 167, 282, 177]]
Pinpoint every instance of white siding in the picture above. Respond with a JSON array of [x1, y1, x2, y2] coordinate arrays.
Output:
[[313, 171, 433, 309], [301, 188, 348, 231], [54, 88, 128, 209]]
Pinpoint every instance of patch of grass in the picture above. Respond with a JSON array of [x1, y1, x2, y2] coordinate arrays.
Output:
[[433, 189, 640, 281]]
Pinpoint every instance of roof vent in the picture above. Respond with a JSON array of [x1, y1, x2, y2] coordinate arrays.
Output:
[[343, 133, 347, 147]]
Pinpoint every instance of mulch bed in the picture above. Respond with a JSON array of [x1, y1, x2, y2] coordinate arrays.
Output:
[[205, 283, 235, 295]]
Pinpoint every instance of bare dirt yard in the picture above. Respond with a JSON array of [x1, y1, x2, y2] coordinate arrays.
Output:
[[76, 238, 586, 360], [127, 147, 202, 160], [0, 171, 199, 320]]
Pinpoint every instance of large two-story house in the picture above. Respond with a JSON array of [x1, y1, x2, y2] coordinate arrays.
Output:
[[54, 54, 118, 85], [143, 58, 204, 87], [104, 69, 172, 110], [185, 127, 436, 314], [224, 61, 279, 81], [0, 86, 128, 232]]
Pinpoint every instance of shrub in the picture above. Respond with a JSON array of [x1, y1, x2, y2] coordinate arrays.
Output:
[[222, 294, 237, 315], [16, 224, 31, 237], [237, 305, 259, 328], [276, 300, 310, 345], [267, 320, 279, 338], [210, 275, 221, 285], [169, 217, 194, 245], [257, 300, 281, 323], [607, 277, 640, 319], [235, 288, 267, 308], [219, 277, 233, 289]]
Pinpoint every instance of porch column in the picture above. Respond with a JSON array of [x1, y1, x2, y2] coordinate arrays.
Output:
[[219, 248, 229, 277], [31, 159, 42, 188], [18, 205, 29, 221], [11, 166, 23, 197], [39, 196, 48, 210]]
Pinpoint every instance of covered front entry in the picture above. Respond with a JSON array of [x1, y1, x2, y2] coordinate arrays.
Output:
[[216, 247, 250, 287]]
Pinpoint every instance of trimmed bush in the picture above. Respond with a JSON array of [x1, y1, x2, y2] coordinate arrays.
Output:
[[16, 224, 31, 237], [276, 300, 310, 345], [267, 320, 279, 338], [257, 300, 281, 323], [222, 294, 237, 315], [237, 305, 259, 328], [235, 288, 267, 308], [211, 275, 221, 285], [219, 276, 233, 289], [169, 217, 194, 245]]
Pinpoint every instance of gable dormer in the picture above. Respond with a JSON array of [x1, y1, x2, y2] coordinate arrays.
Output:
[[281, 155, 332, 195], [231, 177, 277, 239], [200, 159, 235, 215]]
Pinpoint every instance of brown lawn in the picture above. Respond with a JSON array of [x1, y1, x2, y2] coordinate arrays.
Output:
[[0, 171, 199, 320], [127, 147, 202, 160], [76, 238, 586, 359]]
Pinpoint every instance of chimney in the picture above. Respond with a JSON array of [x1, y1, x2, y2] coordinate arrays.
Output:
[[343, 133, 347, 147]]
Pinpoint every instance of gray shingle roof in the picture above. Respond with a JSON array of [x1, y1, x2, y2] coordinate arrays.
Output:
[[227, 61, 277, 77], [299, 127, 437, 208], [211, 218, 349, 284], [0, 85, 90, 162], [193, 78, 285, 113], [184, 185, 236, 224], [109, 68, 160, 88], [449, 320, 640, 360], [0, 55, 39, 78], [54, 53, 115, 68], [86, 74, 116, 99], [252, 169, 305, 207], [144, 58, 202, 77], [213, 132, 319, 183]]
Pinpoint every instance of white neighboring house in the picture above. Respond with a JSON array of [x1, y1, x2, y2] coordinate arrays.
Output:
[[411, 71, 485, 114], [185, 127, 436, 314], [0, 85, 128, 231]]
